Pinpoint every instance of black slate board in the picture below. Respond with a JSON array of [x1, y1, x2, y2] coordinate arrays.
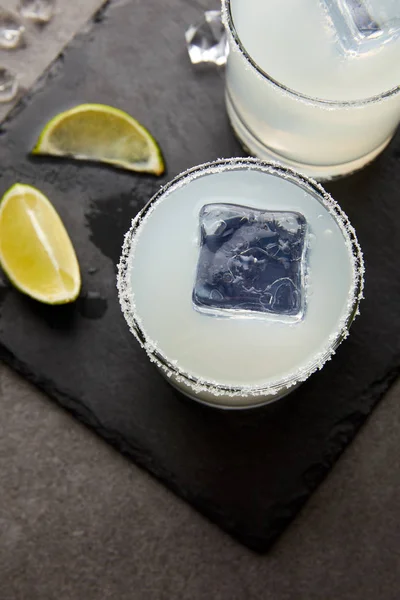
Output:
[[0, 0, 400, 553]]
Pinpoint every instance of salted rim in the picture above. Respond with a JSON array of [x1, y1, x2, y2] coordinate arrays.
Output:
[[221, 0, 400, 108], [117, 158, 365, 398]]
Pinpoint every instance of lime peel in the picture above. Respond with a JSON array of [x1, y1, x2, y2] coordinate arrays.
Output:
[[32, 103, 165, 176], [0, 183, 81, 304]]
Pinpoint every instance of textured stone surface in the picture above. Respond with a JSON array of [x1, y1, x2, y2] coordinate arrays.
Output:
[[0, 0, 400, 568]]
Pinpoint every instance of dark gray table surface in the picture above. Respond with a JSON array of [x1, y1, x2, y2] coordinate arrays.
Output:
[[0, 0, 399, 597], [1, 363, 400, 600]]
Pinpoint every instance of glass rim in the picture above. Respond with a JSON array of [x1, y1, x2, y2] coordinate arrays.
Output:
[[221, 0, 400, 108], [117, 157, 365, 399]]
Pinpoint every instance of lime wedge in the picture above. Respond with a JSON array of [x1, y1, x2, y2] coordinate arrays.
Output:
[[0, 183, 81, 304], [32, 103, 165, 176]]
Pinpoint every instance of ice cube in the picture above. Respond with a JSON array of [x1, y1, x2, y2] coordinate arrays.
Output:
[[18, 0, 55, 24], [0, 68, 18, 103], [185, 10, 228, 66], [323, 0, 400, 53], [193, 204, 308, 319], [0, 10, 24, 49]]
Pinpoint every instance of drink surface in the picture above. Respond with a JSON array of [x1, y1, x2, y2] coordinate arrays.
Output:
[[126, 165, 356, 390], [230, 0, 400, 101]]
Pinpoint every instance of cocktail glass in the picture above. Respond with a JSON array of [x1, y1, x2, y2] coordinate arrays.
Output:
[[117, 158, 364, 409], [221, 0, 400, 180]]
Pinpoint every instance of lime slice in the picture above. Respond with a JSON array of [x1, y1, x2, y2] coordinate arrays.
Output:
[[32, 103, 165, 176], [0, 183, 81, 304]]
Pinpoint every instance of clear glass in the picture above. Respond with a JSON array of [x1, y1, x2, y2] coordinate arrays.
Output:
[[117, 158, 364, 410], [222, 0, 400, 180]]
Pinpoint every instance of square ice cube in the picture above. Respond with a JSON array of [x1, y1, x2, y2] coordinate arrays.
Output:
[[323, 0, 400, 53], [193, 203, 308, 320]]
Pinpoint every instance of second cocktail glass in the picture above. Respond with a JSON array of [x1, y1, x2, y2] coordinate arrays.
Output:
[[222, 0, 400, 180]]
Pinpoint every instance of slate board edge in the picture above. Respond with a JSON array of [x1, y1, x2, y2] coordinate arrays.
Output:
[[2, 338, 399, 553]]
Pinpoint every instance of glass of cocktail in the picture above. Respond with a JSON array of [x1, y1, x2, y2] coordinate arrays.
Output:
[[117, 158, 364, 409], [221, 0, 400, 180]]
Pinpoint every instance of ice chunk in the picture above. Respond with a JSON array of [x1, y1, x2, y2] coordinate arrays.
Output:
[[0, 10, 24, 49], [185, 10, 228, 66], [0, 68, 18, 103], [323, 0, 400, 53], [193, 204, 308, 319], [19, 0, 55, 24]]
